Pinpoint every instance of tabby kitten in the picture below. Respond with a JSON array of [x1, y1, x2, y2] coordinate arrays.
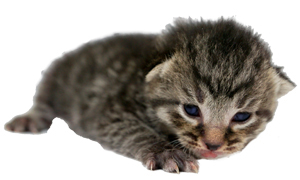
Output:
[[5, 18, 295, 173]]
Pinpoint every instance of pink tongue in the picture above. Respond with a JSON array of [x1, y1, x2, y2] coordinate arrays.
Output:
[[202, 151, 218, 158]]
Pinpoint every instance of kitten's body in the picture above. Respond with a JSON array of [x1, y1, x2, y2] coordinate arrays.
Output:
[[5, 18, 295, 173]]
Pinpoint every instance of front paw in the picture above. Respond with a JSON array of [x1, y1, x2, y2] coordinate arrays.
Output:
[[143, 149, 199, 173]]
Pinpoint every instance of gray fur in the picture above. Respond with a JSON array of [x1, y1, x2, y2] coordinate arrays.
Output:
[[5, 18, 295, 173]]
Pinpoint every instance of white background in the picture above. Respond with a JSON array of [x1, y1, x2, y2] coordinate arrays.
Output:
[[0, 1, 299, 180]]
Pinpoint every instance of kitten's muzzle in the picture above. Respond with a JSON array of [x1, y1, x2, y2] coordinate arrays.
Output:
[[202, 127, 224, 151]]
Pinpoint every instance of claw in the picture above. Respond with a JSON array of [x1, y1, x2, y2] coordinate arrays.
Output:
[[163, 159, 180, 173], [183, 161, 199, 173], [190, 162, 199, 173], [175, 165, 180, 174], [145, 159, 156, 171]]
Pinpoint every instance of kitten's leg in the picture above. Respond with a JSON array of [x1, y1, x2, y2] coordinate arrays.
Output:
[[5, 104, 54, 133], [96, 118, 199, 173], [5, 71, 57, 133]]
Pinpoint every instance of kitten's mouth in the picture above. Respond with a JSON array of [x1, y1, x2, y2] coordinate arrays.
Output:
[[194, 149, 225, 159], [201, 151, 218, 158]]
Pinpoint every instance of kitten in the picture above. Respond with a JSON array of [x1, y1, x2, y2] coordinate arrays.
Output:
[[5, 18, 295, 173]]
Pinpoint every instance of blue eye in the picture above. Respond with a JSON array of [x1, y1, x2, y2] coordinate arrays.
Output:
[[184, 104, 200, 116], [233, 112, 251, 122]]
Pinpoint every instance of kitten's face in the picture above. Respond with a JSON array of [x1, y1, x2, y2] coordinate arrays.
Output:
[[145, 26, 295, 159]]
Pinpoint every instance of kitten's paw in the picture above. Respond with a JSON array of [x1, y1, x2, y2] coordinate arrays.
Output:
[[5, 115, 52, 133], [143, 150, 199, 173]]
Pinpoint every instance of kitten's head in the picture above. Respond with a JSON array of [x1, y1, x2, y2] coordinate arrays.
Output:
[[146, 18, 295, 159]]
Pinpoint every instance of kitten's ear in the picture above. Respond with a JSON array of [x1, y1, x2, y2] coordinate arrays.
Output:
[[273, 66, 296, 99], [146, 60, 171, 82]]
